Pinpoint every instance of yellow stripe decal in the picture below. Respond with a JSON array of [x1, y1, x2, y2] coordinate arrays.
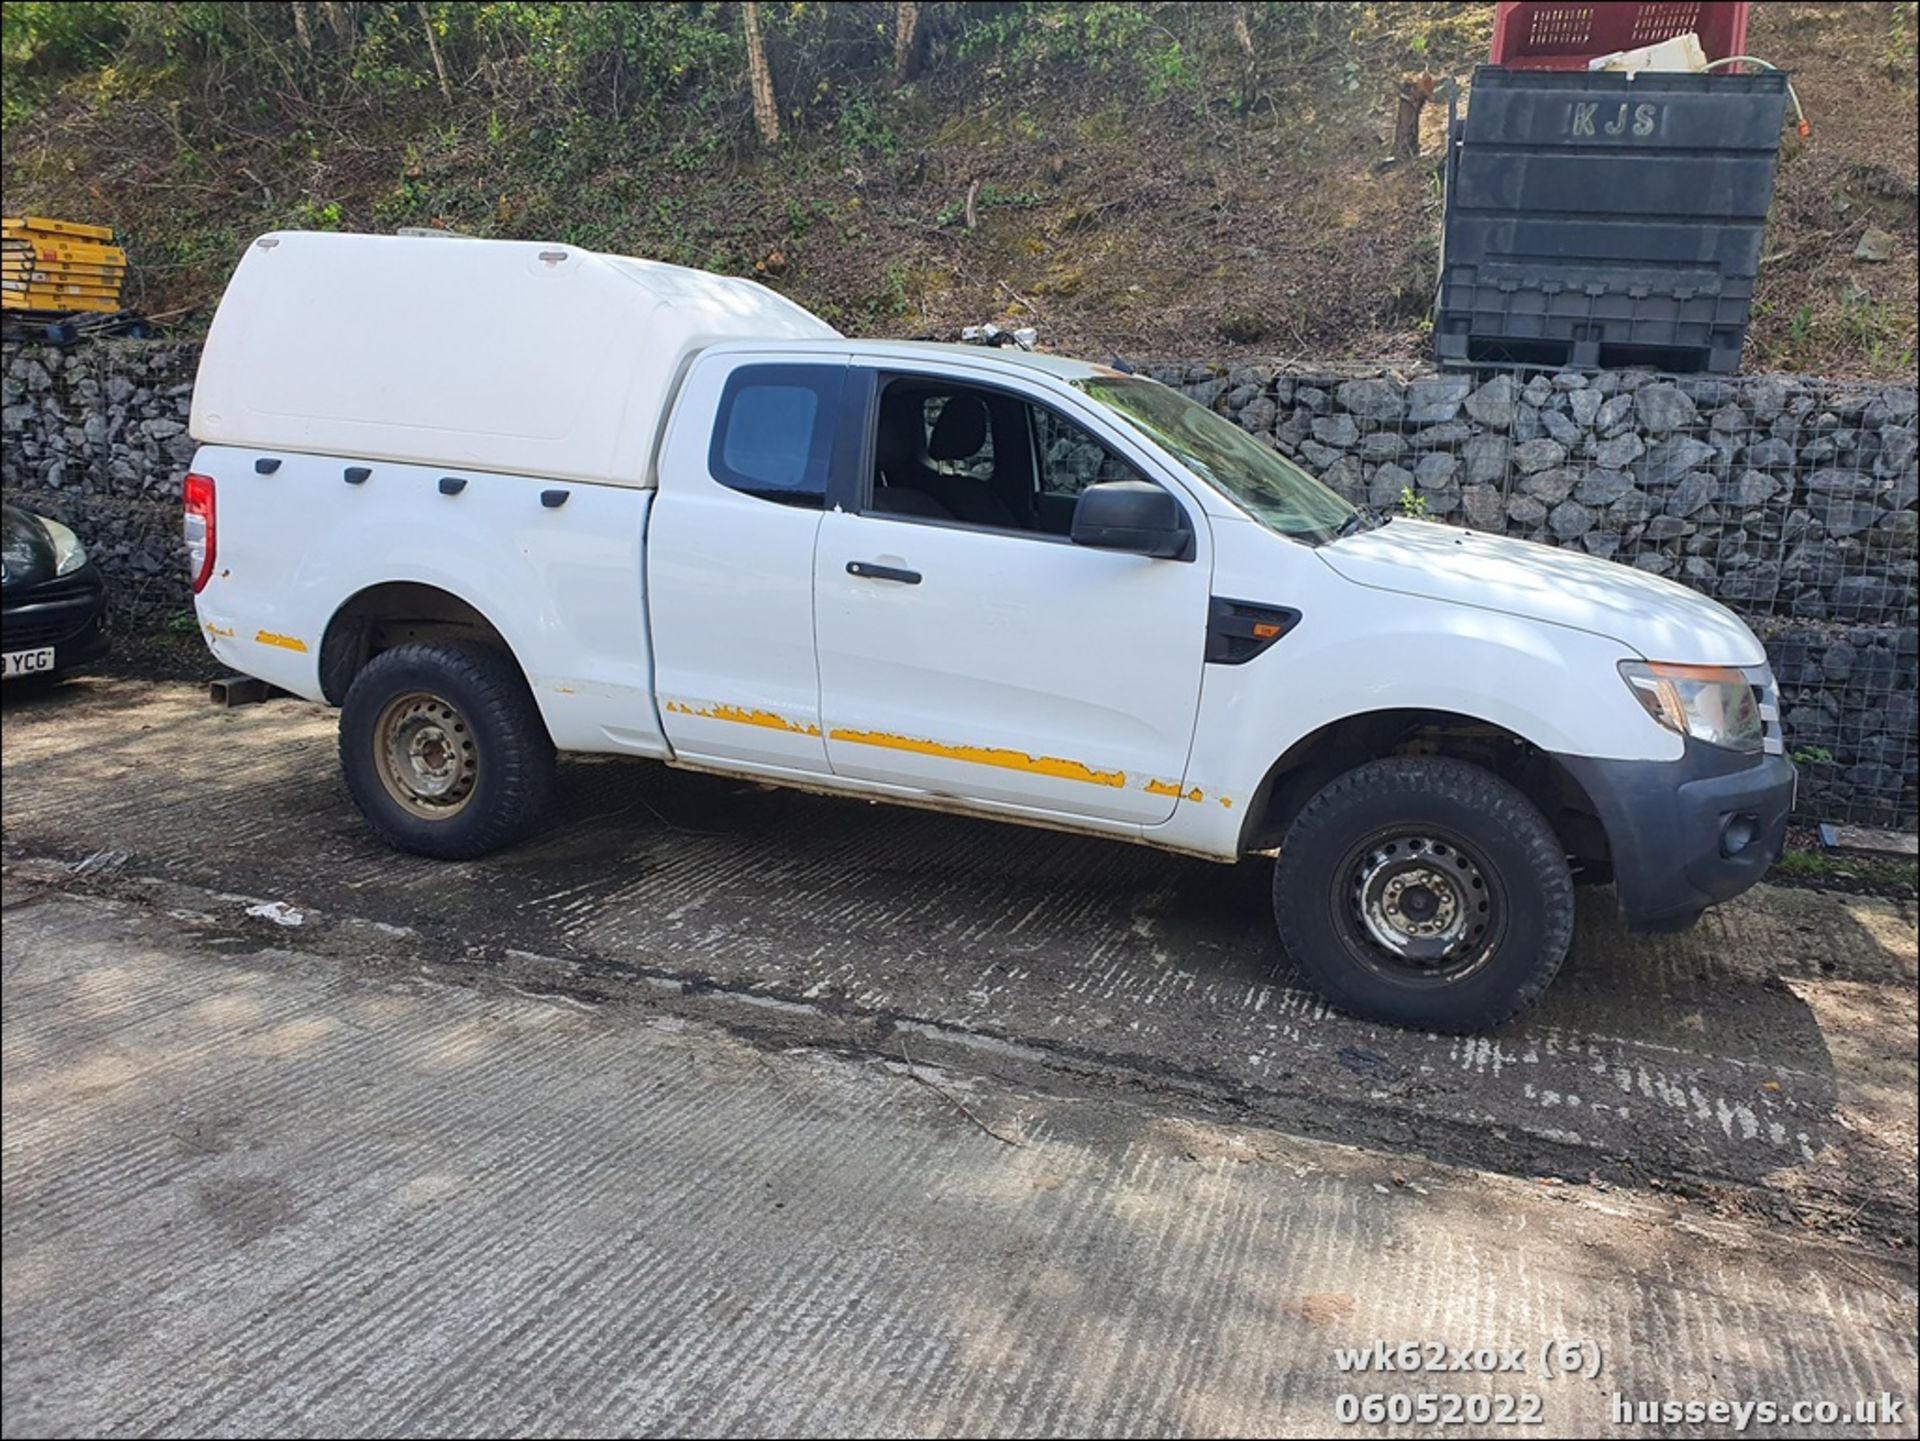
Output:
[[254, 630, 308, 653], [827, 728, 1125, 788], [664, 699, 822, 737], [670, 700, 1230, 801]]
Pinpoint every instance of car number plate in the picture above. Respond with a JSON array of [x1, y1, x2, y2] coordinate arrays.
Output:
[[2, 647, 57, 679]]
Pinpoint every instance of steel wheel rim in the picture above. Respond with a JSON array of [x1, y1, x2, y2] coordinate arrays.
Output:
[[373, 690, 478, 820], [1333, 828, 1504, 985]]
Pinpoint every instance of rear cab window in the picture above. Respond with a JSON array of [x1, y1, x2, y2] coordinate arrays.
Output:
[[708, 364, 845, 508]]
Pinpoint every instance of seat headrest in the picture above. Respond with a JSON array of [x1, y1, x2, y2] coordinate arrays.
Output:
[[927, 396, 988, 461]]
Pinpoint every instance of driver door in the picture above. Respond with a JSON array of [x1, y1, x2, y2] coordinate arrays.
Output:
[[811, 364, 1213, 827]]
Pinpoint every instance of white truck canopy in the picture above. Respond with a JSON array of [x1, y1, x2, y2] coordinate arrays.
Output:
[[190, 230, 839, 487]]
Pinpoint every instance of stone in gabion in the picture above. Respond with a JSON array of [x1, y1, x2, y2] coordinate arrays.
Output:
[[1507, 494, 1548, 526], [1239, 396, 1278, 434], [1513, 438, 1565, 474], [1567, 388, 1603, 429], [1405, 375, 1472, 424], [1575, 469, 1636, 505], [1461, 484, 1504, 530], [1635, 383, 1697, 434], [1872, 426, 1914, 475], [1300, 439, 1344, 470], [1461, 435, 1509, 485], [1821, 500, 1881, 538], [1665, 473, 1716, 517], [1592, 432, 1644, 469], [1520, 468, 1578, 504], [1744, 436, 1796, 469], [1726, 470, 1779, 508], [1335, 378, 1406, 422], [1409, 420, 1471, 449], [1540, 408, 1583, 447], [1357, 432, 1405, 461], [1322, 456, 1364, 498], [1313, 414, 1359, 448], [1464, 374, 1518, 429], [1639, 435, 1716, 486], [1607, 488, 1658, 523], [1414, 452, 1459, 489], [1369, 463, 1415, 509], [1548, 500, 1595, 539], [1645, 515, 1696, 541]]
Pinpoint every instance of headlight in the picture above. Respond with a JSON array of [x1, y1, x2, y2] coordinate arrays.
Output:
[[41, 516, 88, 576], [1619, 661, 1763, 754]]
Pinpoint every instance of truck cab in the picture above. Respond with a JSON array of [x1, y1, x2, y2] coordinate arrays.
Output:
[[187, 232, 1795, 1032]]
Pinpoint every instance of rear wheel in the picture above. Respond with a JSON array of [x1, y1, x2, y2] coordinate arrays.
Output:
[[339, 640, 553, 859], [1272, 757, 1573, 1032]]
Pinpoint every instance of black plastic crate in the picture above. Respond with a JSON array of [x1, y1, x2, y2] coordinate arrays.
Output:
[[1437, 66, 1789, 374]]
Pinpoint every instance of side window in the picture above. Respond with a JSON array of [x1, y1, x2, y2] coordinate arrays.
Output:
[[708, 363, 843, 508], [1032, 407, 1144, 498]]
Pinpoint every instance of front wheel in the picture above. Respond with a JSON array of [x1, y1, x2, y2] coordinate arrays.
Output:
[[1272, 757, 1573, 1032], [339, 640, 554, 859]]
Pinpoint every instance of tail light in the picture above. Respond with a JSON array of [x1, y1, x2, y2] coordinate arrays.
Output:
[[183, 472, 216, 594]]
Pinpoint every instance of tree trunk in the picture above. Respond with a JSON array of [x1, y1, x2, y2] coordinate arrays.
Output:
[[1231, 3, 1255, 60], [1395, 73, 1435, 159], [893, 2, 921, 83], [742, 2, 780, 146], [416, 2, 451, 102], [318, 0, 355, 52]]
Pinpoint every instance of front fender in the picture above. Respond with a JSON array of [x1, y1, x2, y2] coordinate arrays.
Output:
[[1149, 545, 1682, 858]]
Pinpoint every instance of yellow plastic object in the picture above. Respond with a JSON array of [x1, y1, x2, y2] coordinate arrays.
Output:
[[2, 290, 122, 313], [1, 215, 115, 241], [2, 239, 129, 266]]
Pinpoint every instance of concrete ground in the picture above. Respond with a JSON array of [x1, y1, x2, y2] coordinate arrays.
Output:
[[3, 673, 1917, 1437]]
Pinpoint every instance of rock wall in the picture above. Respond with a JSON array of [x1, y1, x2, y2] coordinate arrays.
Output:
[[3, 341, 198, 627], [4, 339, 1915, 826]]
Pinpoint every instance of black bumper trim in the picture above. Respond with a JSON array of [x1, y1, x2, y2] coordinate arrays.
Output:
[[1556, 741, 1796, 931], [2, 565, 109, 672]]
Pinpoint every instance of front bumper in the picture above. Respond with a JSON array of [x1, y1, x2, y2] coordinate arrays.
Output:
[[1557, 741, 1796, 932], [1, 565, 110, 675]]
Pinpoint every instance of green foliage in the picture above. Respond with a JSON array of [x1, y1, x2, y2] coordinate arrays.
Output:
[[934, 184, 1041, 228], [957, 3, 1195, 99], [2, 1, 126, 124], [1773, 847, 1918, 895], [836, 92, 897, 163], [1790, 745, 1835, 766], [1396, 486, 1429, 518]]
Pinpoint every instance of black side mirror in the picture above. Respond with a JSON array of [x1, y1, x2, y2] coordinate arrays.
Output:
[[1070, 481, 1193, 560]]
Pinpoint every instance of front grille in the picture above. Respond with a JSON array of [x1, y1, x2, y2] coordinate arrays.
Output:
[[2, 571, 105, 650], [1745, 664, 1784, 757]]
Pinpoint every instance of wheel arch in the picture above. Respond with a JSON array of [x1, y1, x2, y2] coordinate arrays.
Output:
[[1238, 707, 1613, 880], [319, 580, 521, 707]]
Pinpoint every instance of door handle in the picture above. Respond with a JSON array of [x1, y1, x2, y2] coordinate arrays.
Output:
[[847, 561, 921, 585]]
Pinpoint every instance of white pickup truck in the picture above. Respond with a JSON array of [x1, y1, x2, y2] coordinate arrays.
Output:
[[187, 231, 1794, 1031]]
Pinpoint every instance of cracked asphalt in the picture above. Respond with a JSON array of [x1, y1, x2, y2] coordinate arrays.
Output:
[[3, 671, 1917, 1436]]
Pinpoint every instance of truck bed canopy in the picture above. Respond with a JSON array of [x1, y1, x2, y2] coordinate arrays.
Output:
[[190, 231, 839, 487]]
